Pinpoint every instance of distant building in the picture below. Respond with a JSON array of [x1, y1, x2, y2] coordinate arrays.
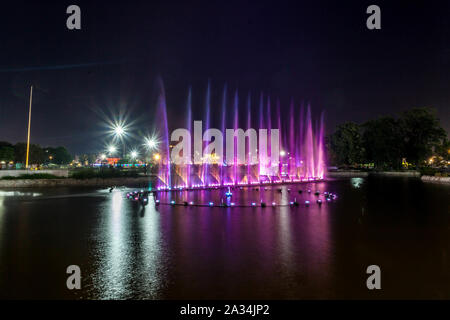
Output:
[[106, 157, 120, 166]]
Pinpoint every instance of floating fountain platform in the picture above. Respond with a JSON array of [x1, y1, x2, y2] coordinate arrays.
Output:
[[154, 176, 325, 192]]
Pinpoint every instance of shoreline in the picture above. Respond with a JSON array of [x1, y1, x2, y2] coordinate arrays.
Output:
[[0, 176, 152, 188], [327, 170, 420, 178], [421, 175, 450, 184], [1, 171, 448, 188]]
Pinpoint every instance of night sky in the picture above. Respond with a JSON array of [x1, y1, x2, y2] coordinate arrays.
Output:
[[0, 0, 448, 154]]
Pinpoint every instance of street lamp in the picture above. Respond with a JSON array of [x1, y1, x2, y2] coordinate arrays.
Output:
[[145, 138, 157, 149], [113, 125, 125, 137], [143, 136, 159, 165], [143, 135, 159, 151], [108, 145, 117, 155], [110, 122, 128, 158], [113, 125, 125, 158]]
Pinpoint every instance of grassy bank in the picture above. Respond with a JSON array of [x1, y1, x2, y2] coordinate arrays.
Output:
[[69, 167, 141, 179], [0, 173, 64, 180], [0, 167, 143, 180], [418, 167, 449, 177]]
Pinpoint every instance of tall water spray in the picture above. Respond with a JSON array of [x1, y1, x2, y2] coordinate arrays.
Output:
[[155, 78, 171, 189], [155, 81, 326, 190]]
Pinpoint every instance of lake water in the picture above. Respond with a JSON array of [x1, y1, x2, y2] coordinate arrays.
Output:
[[0, 176, 449, 299]]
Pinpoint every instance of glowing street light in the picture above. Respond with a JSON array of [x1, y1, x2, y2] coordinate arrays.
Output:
[[113, 125, 125, 138], [280, 150, 286, 157], [153, 153, 161, 161], [108, 145, 117, 155], [143, 135, 159, 150], [100, 154, 107, 160], [108, 121, 130, 158], [130, 150, 138, 159], [145, 138, 157, 149]]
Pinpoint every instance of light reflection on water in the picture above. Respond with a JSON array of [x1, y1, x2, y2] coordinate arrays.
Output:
[[0, 191, 42, 197], [351, 177, 364, 189], [0, 177, 449, 299], [89, 191, 166, 299]]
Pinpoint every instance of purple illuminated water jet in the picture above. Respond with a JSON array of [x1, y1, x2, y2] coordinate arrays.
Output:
[[155, 78, 171, 189], [154, 81, 326, 191], [185, 87, 192, 187]]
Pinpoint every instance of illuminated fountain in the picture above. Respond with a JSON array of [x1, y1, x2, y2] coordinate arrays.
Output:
[[155, 81, 326, 191]]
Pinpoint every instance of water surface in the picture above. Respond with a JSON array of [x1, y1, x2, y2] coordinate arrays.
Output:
[[0, 177, 449, 299]]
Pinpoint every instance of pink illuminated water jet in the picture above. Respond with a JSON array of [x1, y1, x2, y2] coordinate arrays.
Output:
[[154, 82, 326, 190]]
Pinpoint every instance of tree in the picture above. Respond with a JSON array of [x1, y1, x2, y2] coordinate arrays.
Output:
[[400, 107, 447, 165], [435, 138, 450, 163], [79, 153, 97, 165], [329, 122, 364, 166], [362, 117, 404, 169], [14, 143, 45, 165], [0, 141, 14, 162], [45, 146, 73, 165], [0, 141, 12, 148]]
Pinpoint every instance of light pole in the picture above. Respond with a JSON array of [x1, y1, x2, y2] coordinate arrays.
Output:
[[108, 145, 117, 156], [144, 136, 158, 164], [130, 150, 138, 165], [107, 145, 117, 165], [145, 138, 157, 149], [113, 125, 126, 160], [25, 86, 33, 168]]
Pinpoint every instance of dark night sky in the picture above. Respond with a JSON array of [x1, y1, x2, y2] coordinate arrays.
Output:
[[0, 0, 449, 154]]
